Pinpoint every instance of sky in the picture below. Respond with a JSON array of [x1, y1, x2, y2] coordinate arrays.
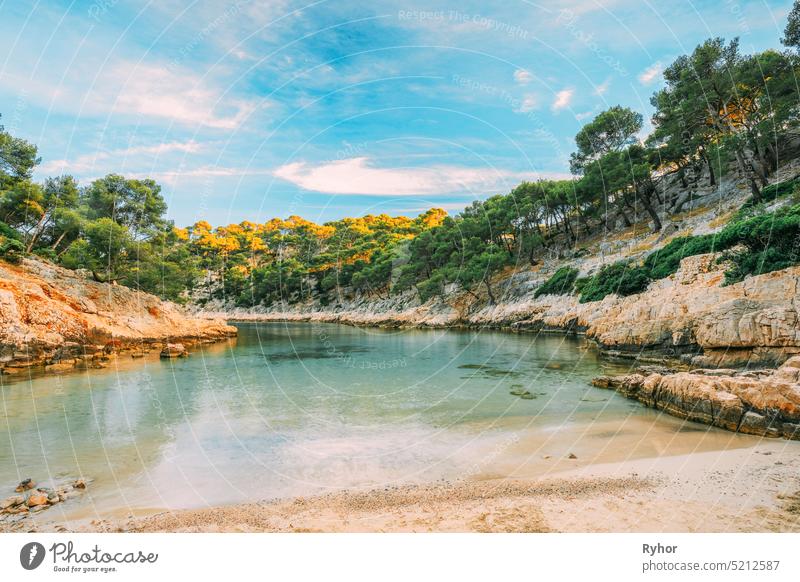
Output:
[[0, 0, 793, 227]]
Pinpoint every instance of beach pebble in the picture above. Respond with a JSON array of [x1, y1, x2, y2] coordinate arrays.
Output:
[[15, 478, 34, 492]]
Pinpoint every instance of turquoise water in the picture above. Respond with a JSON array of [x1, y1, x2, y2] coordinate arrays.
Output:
[[0, 322, 739, 522]]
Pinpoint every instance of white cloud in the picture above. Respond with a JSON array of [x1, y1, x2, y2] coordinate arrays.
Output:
[[273, 157, 537, 196], [514, 69, 534, 85], [551, 89, 574, 111], [105, 62, 260, 129], [515, 94, 539, 113], [594, 77, 611, 96], [39, 140, 204, 175], [126, 141, 203, 156], [10, 56, 261, 130], [575, 110, 594, 121], [638, 62, 663, 85]]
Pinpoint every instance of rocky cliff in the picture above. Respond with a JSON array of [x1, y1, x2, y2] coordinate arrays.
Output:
[[0, 258, 237, 376]]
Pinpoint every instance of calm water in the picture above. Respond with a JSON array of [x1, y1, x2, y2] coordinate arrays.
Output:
[[0, 322, 752, 522]]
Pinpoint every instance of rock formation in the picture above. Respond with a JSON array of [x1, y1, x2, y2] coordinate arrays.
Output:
[[592, 356, 800, 440], [0, 258, 237, 377]]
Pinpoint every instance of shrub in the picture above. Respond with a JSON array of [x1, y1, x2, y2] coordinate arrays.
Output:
[[759, 176, 800, 204], [573, 276, 591, 296], [736, 176, 800, 220], [716, 203, 800, 284], [319, 272, 337, 293], [534, 266, 579, 298], [722, 247, 795, 285], [641, 234, 718, 280], [0, 238, 25, 264], [33, 247, 58, 262], [578, 261, 650, 303], [0, 221, 21, 241]]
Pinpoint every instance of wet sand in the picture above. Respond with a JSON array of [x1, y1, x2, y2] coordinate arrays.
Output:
[[54, 438, 800, 533]]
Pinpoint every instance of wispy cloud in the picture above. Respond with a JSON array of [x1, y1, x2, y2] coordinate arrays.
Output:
[[108, 62, 261, 129], [513, 69, 533, 85], [551, 88, 574, 111], [10, 55, 262, 129], [594, 77, 611, 95], [273, 157, 537, 196], [39, 140, 205, 175], [638, 62, 663, 85], [515, 94, 539, 113]]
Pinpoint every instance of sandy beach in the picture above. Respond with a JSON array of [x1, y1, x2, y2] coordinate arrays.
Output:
[[57, 438, 798, 533]]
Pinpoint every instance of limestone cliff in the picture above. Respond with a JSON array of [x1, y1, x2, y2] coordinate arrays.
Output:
[[0, 258, 237, 376]]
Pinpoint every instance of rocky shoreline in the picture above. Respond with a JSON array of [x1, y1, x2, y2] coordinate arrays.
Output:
[[204, 253, 800, 440], [208, 254, 800, 368], [1, 477, 89, 528], [593, 358, 800, 440], [0, 258, 237, 380]]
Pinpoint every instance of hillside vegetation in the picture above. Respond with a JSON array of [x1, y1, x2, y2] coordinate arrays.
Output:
[[3, 10, 800, 309]]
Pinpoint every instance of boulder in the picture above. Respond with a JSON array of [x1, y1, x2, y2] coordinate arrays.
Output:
[[160, 343, 187, 358], [26, 493, 48, 507]]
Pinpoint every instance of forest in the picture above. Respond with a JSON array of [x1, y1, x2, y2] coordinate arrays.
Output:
[[3, 6, 800, 308]]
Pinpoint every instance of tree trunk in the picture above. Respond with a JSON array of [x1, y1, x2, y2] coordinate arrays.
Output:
[[638, 184, 663, 232], [25, 212, 49, 253], [534, 222, 548, 248], [641, 197, 663, 232], [765, 142, 778, 173], [527, 242, 537, 266], [703, 151, 716, 187], [754, 140, 771, 183], [734, 148, 761, 202], [618, 208, 632, 228]]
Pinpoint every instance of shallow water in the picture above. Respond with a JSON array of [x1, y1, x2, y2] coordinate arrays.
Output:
[[0, 322, 759, 523]]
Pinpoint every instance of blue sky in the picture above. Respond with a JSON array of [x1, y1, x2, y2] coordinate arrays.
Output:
[[0, 0, 793, 227]]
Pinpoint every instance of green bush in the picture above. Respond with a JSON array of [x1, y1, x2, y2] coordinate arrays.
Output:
[[574, 276, 590, 295], [534, 266, 579, 298], [0, 221, 22, 241], [722, 247, 795, 284], [759, 176, 800, 204], [0, 238, 25, 264], [641, 234, 718, 280], [578, 261, 650, 303], [716, 203, 800, 284], [736, 176, 800, 220]]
